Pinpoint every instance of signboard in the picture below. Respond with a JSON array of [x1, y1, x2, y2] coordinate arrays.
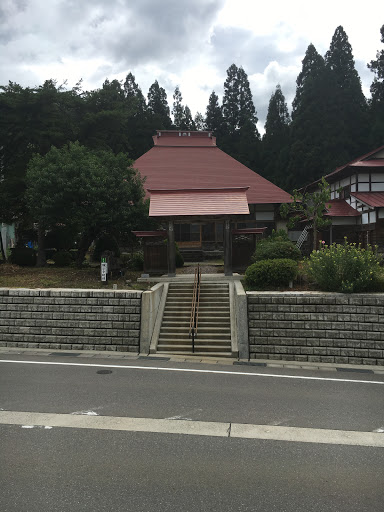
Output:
[[101, 258, 108, 282]]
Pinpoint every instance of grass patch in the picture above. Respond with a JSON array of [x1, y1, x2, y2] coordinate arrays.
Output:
[[0, 264, 147, 290]]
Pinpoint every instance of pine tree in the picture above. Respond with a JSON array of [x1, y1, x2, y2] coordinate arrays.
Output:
[[325, 26, 369, 156], [368, 24, 384, 146], [147, 80, 172, 128], [262, 85, 291, 185]]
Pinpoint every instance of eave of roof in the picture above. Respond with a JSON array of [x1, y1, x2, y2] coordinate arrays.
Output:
[[300, 144, 384, 191], [351, 192, 384, 208], [148, 187, 250, 217], [325, 199, 361, 217]]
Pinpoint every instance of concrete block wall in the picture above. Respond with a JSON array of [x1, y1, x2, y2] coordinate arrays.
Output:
[[0, 288, 142, 352], [248, 292, 384, 365]]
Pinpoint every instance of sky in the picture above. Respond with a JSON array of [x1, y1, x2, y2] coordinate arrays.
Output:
[[1, 0, 383, 134]]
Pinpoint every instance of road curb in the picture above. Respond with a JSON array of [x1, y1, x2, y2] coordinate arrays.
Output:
[[1, 346, 383, 375]]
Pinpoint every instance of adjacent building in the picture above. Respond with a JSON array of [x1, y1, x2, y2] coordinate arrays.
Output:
[[302, 145, 384, 249]]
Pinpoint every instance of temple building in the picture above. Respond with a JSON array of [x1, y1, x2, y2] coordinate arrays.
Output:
[[133, 130, 292, 273]]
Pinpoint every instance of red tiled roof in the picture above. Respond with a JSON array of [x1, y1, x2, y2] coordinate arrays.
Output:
[[135, 142, 292, 205], [351, 192, 384, 207], [325, 199, 361, 217], [302, 144, 384, 190], [148, 188, 250, 217]]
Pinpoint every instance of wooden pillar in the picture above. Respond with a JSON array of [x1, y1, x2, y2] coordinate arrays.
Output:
[[167, 220, 176, 277], [224, 219, 232, 276]]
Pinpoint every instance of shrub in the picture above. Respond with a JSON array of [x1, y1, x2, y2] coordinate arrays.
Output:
[[52, 250, 73, 267], [253, 240, 301, 262], [306, 240, 382, 293], [175, 243, 184, 268], [9, 248, 37, 267], [93, 234, 120, 261], [244, 259, 298, 289], [127, 251, 144, 271]]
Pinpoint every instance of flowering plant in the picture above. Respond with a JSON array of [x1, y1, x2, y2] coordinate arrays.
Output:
[[305, 238, 382, 293]]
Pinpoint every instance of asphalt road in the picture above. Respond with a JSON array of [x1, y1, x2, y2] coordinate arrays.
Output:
[[1, 353, 384, 511]]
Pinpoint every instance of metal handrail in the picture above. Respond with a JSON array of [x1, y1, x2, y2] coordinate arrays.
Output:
[[189, 264, 201, 353]]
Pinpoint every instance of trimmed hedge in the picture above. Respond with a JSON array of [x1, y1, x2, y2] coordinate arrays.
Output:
[[245, 259, 298, 289], [53, 250, 73, 267], [253, 240, 301, 262]]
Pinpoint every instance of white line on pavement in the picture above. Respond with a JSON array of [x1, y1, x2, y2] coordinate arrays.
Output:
[[0, 359, 383, 384], [1, 411, 384, 447]]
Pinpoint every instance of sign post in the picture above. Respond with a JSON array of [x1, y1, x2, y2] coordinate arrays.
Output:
[[101, 257, 108, 283]]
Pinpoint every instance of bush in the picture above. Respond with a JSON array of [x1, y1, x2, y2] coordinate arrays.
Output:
[[253, 239, 301, 262], [306, 240, 382, 293], [127, 251, 144, 271], [52, 250, 73, 267], [10, 248, 37, 267], [244, 259, 298, 289], [93, 234, 120, 262], [175, 243, 184, 268]]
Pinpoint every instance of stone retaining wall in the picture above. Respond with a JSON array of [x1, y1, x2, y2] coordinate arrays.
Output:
[[0, 288, 142, 352], [248, 292, 384, 365]]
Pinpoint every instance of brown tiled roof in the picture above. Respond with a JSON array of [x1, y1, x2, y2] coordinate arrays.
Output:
[[351, 192, 384, 207], [148, 188, 250, 217], [135, 133, 292, 205], [325, 199, 361, 217]]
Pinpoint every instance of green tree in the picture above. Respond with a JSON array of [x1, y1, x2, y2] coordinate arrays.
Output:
[[147, 80, 172, 128], [205, 91, 224, 135], [368, 24, 384, 146], [181, 105, 196, 130], [280, 177, 332, 251], [123, 72, 146, 112], [26, 142, 146, 267], [325, 26, 369, 157], [288, 44, 346, 189], [262, 84, 291, 185], [221, 64, 260, 169], [0, 80, 83, 241], [172, 86, 184, 128], [194, 112, 206, 131]]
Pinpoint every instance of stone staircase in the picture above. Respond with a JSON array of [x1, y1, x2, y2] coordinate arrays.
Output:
[[153, 281, 234, 357]]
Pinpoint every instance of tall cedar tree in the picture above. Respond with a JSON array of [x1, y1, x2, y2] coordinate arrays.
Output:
[[288, 44, 346, 189], [221, 64, 261, 170], [205, 91, 224, 136], [325, 26, 369, 157], [172, 86, 184, 128], [147, 80, 172, 128], [262, 85, 291, 185], [194, 112, 206, 131], [368, 25, 384, 146]]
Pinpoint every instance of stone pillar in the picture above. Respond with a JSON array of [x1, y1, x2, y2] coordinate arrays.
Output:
[[167, 220, 176, 277], [224, 219, 232, 276]]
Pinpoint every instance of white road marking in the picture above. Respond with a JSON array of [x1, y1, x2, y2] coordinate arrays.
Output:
[[71, 410, 99, 416], [2, 411, 384, 447], [1, 359, 383, 385]]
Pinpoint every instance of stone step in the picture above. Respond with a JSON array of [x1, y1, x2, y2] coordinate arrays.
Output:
[[156, 344, 232, 352], [159, 332, 231, 340], [156, 351, 233, 358]]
